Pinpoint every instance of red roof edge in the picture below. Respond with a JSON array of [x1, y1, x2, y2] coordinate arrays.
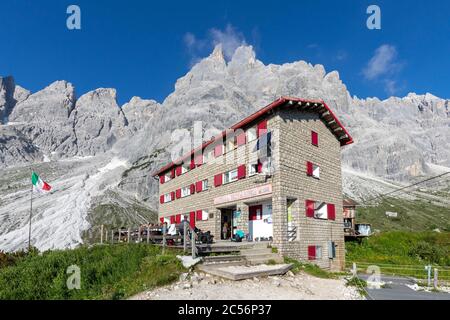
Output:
[[152, 97, 353, 177]]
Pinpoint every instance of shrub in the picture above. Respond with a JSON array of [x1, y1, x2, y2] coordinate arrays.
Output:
[[0, 244, 185, 300]]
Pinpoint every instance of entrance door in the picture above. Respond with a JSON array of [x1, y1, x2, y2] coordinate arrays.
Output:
[[249, 204, 273, 241], [249, 205, 262, 241], [220, 209, 233, 240]]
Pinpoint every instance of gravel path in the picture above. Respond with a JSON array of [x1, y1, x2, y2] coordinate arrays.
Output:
[[131, 270, 363, 300]]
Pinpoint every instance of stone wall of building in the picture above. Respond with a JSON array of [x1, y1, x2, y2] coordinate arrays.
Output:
[[158, 116, 277, 237], [157, 105, 346, 271], [272, 107, 345, 271]]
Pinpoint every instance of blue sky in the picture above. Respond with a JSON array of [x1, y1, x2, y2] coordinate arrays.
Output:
[[1, 0, 449, 105]]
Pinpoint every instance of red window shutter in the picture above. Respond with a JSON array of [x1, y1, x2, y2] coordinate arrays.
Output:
[[306, 200, 315, 217], [171, 191, 175, 201], [190, 183, 196, 194], [257, 161, 263, 173], [159, 217, 164, 223], [189, 211, 196, 228], [306, 161, 313, 176], [214, 144, 223, 158], [237, 165, 246, 179], [170, 216, 176, 224], [160, 195, 164, 204], [194, 153, 203, 166], [257, 120, 268, 137], [327, 204, 336, 220], [175, 188, 181, 199], [189, 158, 195, 170], [214, 173, 223, 187], [159, 175, 165, 184], [308, 246, 316, 260], [236, 132, 246, 146], [249, 205, 263, 221], [175, 166, 182, 176], [311, 131, 318, 146], [196, 210, 203, 221], [175, 214, 181, 224], [170, 168, 175, 179], [195, 180, 203, 192]]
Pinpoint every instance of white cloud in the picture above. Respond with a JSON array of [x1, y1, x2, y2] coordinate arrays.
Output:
[[210, 25, 247, 60], [363, 44, 405, 95], [183, 24, 247, 64], [384, 79, 398, 95], [363, 44, 399, 80]]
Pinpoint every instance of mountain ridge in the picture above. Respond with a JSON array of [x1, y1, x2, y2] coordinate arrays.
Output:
[[1, 44, 449, 252]]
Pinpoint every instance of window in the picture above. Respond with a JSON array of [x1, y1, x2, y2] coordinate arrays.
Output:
[[248, 162, 258, 176], [306, 200, 335, 220], [181, 186, 191, 198], [163, 193, 172, 203], [164, 173, 172, 182], [196, 210, 209, 221], [195, 180, 207, 192], [308, 245, 322, 260], [181, 165, 189, 174], [314, 202, 328, 219], [225, 138, 235, 153], [313, 164, 320, 179], [316, 246, 323, 259], [307, 161, 320, 179], [247, 126, 257, 142], [259, 158, 272, 175], [223, 169, 238, 184], [311, 131, 318, 146], [204, 149, 213, 163]]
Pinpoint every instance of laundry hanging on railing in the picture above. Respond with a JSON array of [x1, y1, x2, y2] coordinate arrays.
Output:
[[255, 131, 272, 160]]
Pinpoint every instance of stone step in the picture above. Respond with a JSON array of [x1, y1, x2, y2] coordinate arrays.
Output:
[[245, 253, 285, 265], [240, 248, 273, 255], [203, 255, 246, 264]]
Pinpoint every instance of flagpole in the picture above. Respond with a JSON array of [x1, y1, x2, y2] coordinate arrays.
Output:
[[28, 169, 33, 252]]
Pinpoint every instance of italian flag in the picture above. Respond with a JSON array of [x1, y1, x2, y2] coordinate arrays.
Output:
[[31, 172, 52, 193]]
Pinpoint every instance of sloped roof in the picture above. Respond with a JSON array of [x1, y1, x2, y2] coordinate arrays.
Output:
[[152, 97, 353, 177]]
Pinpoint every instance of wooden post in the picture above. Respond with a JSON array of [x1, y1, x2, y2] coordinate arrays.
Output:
[[100, 225, 104, 244], [162, 225, 166, 254], [146, 226, 150, 244], [434, 268, 438, 289], [105, 228, 108, 243], [191, 228, 195, 259], [137, 226, 141, 243], [127, 228, 131, 243], [111, 230, 114, 244], [183, 222, 187, 253], [28, 174, 33, 252], [352, 262, 357, 277]]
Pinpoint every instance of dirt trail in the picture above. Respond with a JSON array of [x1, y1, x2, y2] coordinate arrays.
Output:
[[131, 270, 363, 300]]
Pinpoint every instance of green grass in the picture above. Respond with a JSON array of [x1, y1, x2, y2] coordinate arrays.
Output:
[[0, 244, 185, 300], [356, 197, 450, 232], [346, 231, 450, 280], [284, 257, 338, 279], [345, 277, 368, 297]]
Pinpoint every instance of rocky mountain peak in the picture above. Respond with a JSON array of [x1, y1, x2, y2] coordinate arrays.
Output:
[[0, 76, 19, 123]]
